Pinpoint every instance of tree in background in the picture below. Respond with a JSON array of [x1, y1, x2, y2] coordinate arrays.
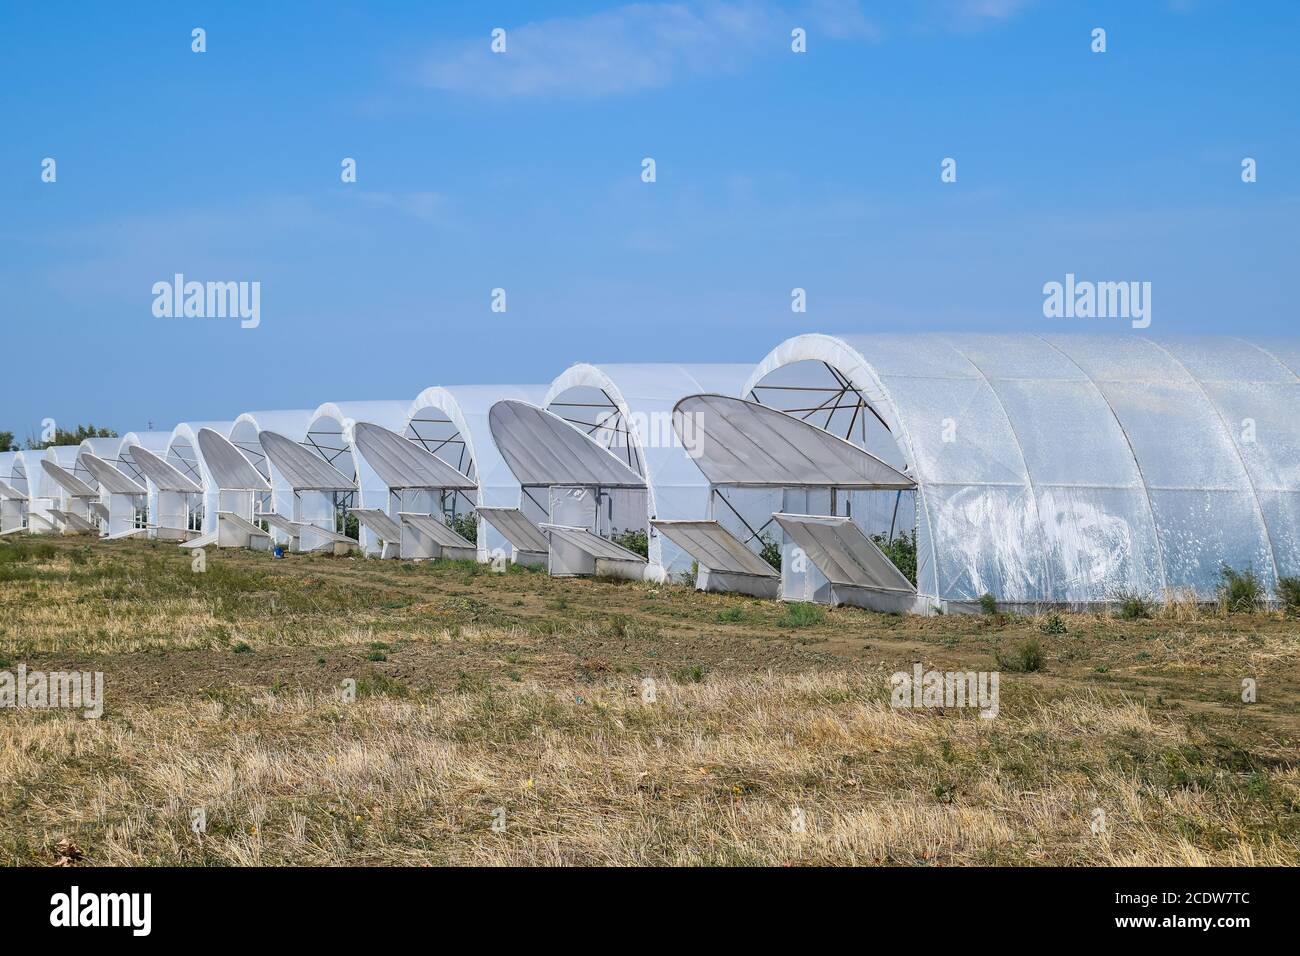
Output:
[[0, 431, 16, 452], [23, 424, 118, 450]]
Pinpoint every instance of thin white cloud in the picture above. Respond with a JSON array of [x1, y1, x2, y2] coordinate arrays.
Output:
[[418, 2, 780, 98]]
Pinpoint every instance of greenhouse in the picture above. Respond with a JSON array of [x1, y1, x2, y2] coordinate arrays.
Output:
[[744, 333, 1300, 608]]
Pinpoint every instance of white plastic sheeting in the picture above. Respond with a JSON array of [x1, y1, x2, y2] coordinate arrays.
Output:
[[115, 431, 172, 530], [746, 333, 1300, 604], [397, 511, 476, 560], [651, 518, 780, 596], [40, 461, 98, 498], [0, 452, 27, 497], [130, 440, 204, 540], [230, 410, 315, 479], [257, 509, 358, 553], [50, 509, 95, 533], [258, 430, 356, 491], [33, 446, 80, 501], [398, 512, 475, 548], [351, 508, 403, 544], [117, 431, 173, 483], [191, 427, 270, 543], [127, 444, 203, 494], [489, 401, 646, 488], [74, 437, 123, 488], [0, 466, 22, 500], [652, 520, 779, 578], [353, 422, 476, 491], [772, 513, 916, 592], [10, 451, 46, 533], [213, 511, 271, 550], [476, 506, 550, 555], [674, 394, 914, 489], [80, 454, 146, 495], [197, 428, 271, 492], [540, 523, 648, 579]]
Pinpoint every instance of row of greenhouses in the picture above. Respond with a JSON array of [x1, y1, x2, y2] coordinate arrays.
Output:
[[3, 332, 1296, 613]]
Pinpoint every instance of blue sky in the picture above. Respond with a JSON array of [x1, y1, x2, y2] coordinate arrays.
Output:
[[2, 0, 1296, 437]]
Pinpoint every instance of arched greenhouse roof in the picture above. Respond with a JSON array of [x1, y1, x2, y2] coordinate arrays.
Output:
[[745, 333, 1300, 604]]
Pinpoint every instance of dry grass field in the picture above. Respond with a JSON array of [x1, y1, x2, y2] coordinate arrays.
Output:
[[2, 536, 1297, 866]]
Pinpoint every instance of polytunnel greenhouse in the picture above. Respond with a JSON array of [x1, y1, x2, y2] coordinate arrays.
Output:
[[743, 333, 1300, 608], [4, 332, 1295, 612]]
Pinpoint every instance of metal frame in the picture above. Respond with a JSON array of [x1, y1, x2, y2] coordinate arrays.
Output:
[[403, 412, 477, 515], [547, 387, 645, 475]]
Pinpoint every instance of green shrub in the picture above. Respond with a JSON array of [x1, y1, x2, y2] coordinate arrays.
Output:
[[1218, 564, 1262, 613], [1278, 576, 1300, 614], [608, 527, 648, 559], [778, 602, 825, 628], [231, 641, 253, 654], [996, 638, 1044, 673], [716, 605, 745, 623], [1112, 589, 1153, 620], [978, 593, 998, 615], [1038, 614, 1067, 635], [871, 529, 917, 586], [757, 534, 781, 572], [445, 510, 479, 545], [681, 560, 698, 586]]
